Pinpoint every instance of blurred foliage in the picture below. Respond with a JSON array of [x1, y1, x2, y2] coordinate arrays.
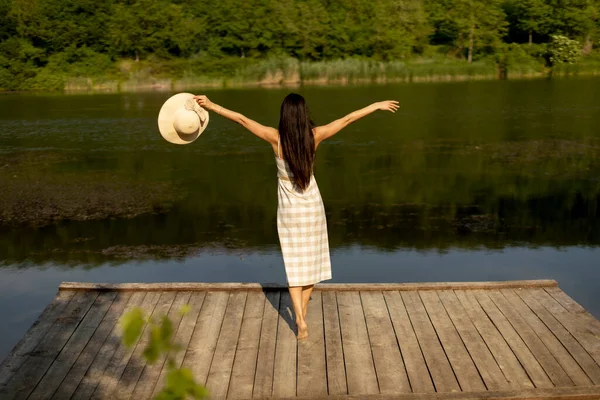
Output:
[[0, 0, 599, 90], [120, 305, 208, 400]]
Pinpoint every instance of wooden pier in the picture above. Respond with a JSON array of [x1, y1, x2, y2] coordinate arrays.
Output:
[[1, 280, 600, 399]]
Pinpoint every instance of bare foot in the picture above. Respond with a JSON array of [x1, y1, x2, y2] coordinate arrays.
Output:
[[297, 319, 308, 340]]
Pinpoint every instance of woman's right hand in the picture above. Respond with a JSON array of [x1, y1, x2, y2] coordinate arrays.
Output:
[[376, 100, 400, 113], [193, 95, 215, 111]]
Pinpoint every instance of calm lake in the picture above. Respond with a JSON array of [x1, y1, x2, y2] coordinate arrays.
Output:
[[1, 78, 599, 360]]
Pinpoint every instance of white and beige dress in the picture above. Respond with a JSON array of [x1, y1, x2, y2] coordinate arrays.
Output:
[[276, 137, 332, 286]]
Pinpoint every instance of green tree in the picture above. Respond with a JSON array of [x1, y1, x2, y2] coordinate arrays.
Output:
[[372, 0, 432, 59], [514, 0, 552, 45], [295, 0, 329, 60], [327, 0, 431, 60], [0, 37, 44, 89], [10, 0, 112, 53], [109, 0, 196, 60], [2, 0, 600, 91], [0, 0, 17, 42], [320, 1, 351, 58], [427, 0, 507, 63], [203, 0, 280, 59], [589, 0, 600, 52], [547, 0, 596, 40]]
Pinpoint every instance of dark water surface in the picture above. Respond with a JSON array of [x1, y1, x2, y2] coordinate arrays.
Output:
[[1, 78, 599, 360]]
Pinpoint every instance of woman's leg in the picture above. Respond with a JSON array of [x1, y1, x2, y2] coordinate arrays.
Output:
[[301, 284, 314, 319], [289, 286, 308, 339]]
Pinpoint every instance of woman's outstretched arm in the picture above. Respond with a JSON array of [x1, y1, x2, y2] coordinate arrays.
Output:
[[314, 100, 399, 145], [194, 95, 278, 144]]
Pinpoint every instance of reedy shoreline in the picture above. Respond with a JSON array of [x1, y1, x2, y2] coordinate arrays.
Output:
[[19, 56, 600, 93]]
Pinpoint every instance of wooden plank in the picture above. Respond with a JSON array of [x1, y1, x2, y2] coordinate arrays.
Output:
[[151, 291, 206, 398], [336, 291, 379, 395], [454, 290, 533, 389], [486, 290, 573, 387], [90, 291, 161, 399], [401, 291, 460, 393], [227, 291, 265, 399], [260, 385, 600, 399], [253, 291, 281, 398], [501, 289, 592, 386], [272, 291, 297, 397], [131, 291, 192, 399], [204, 291, 248, 399], [7, 281, 600, 400], [28, 291, 117, 400], [419, 291, 486, 392], [383, 291, 434, 393], [70, 292, 145, 400], [361, 291, 410, 394], [113, 291, 177, 399], [437, 290, 510, 391], [297, 291, 328, 397], [52, 292, 133, 399], [472, 290, 553, 389], [181, 291, 229, 385], [322, 291, 348, 395], [516, 289, 600, 385], [59, 279, 559, 292], [545, 287, 600, 337], [1, 291, 99, 400], [529, 288, 600, 366], [0, 290, 76, 386]]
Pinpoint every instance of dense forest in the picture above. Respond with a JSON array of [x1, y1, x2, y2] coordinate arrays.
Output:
[[1, 0, 599, 90]]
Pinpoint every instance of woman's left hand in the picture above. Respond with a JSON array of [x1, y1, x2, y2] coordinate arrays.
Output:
[[193, 95, 215, 111], [376, 100, 400, 113]]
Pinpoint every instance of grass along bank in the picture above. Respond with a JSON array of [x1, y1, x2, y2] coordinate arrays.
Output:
[[60, 58, 501, 92], [15, 53, 600, 93]]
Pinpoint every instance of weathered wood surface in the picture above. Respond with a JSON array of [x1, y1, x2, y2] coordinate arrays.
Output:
[[59, 279, 558, 292], [1, 280, 599, 399], [272, 291, 297, 398], [297, 291, 327, 397]]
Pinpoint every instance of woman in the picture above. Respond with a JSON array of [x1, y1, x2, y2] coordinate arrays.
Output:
[[194, 93, 399, 339]]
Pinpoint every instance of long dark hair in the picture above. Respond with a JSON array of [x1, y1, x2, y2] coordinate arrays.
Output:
[[278, 93, 315, 190]]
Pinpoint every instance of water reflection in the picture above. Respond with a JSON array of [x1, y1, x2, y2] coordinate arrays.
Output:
[[1, 190, 599, 267], [1, 79, 600, 267]]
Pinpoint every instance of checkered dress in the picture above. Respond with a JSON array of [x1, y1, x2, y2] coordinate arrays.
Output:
[[276, 138, 332, 287]]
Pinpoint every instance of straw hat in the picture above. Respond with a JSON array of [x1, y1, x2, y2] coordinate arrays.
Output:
[[158, 93, 209, 144]]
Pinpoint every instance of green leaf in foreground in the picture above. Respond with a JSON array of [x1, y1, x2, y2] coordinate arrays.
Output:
[[179, 304, 191, 316], [120, 307, 208, 399], [154, 368, 209, 400], [120, 308, 145, 347]]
